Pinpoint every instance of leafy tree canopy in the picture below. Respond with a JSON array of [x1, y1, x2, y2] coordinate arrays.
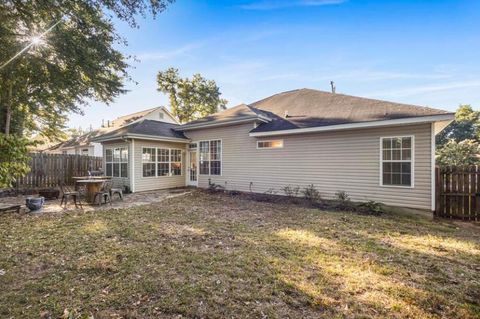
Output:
[[436, 105, 479, 146], [0, 0, 174, 139], [0, 0, 173, 187], [157, 68, 227, 123], [0, 133, 32, 188], [436, 139, 480, 167]]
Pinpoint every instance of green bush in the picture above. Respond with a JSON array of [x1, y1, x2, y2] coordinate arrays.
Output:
[[302, 184, 321, 202], [359, 200, 384, 215], [335, 190, 350, 202], [282, 185, 300, 198], [0, 134, 32, 188]]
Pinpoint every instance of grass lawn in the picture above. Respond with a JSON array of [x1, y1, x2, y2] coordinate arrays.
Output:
[[1, 190, 479, 318]]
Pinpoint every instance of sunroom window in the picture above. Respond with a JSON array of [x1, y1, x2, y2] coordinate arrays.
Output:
[[142, 147, 183, 177], [381, 136, 413, 187], [106, 147, 128, 178], [142, 148, 156, 177]]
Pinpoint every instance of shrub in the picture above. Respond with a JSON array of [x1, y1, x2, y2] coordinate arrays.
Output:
[[359, 200, 384, 215], [335, 190, 350, 202], [0, 134, 32, 188], [282, 185, 300, 198], [302, 184, 321, 202], [207, 179, 225, 193]]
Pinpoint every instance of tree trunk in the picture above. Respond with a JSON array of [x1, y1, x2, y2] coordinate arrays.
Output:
[[4, 82, 12, 135]]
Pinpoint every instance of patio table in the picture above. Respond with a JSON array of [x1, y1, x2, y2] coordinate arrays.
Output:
[[75, 179, 108, 204], [72, 176, 111, 180]]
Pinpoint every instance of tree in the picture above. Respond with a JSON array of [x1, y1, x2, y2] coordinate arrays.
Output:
[[0, 0, 174, 139], [157, 68, 227, 123], [0, 1, 173, 187], [436, 139, 480, 166], [436, 105, 479, 146], [0, 134, 32, 188]]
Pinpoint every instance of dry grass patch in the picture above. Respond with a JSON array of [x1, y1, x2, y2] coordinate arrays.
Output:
[[0, 190, 479, 318]]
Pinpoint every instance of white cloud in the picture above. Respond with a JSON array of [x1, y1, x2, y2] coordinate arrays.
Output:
[[240, 0, 347, 10]]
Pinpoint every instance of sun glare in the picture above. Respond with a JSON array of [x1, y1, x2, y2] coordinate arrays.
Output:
[[30, 35, 45, 47]]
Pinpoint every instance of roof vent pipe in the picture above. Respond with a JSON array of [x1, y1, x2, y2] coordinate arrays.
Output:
[[284, 110, 289, 118], [330, 81, 336, 94]]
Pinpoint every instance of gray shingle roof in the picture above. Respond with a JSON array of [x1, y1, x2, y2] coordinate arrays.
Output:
[[93, 120, 187, 141], [181, 88, 452, 133], [180, 104, 261, 128]]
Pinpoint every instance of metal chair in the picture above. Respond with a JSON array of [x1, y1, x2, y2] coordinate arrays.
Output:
[[110, 185, 124, 201], [59, 183, 83, 209], [93, 181, 112, 206]]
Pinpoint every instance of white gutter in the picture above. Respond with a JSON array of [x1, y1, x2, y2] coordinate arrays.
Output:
[[180, 116, 270, 131], [249, 114, 455, 137]]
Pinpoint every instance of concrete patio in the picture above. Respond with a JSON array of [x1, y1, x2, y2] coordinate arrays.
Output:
[[0, 188, 192, 214]]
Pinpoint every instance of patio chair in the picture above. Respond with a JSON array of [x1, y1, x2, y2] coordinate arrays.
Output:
[[110, 185, 124, 201], [59, 183, 83, 209], [93, 181, 112, 206]]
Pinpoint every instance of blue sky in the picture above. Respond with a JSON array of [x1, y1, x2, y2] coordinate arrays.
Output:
[[69, 0, 480, 129]]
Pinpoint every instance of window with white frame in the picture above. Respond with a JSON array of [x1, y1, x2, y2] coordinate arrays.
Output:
[[142, 148, 156, 177], [381, 136, 413, 187], [199, 140, 222, 175], [142, 147, 183, 177], [257, 140, 283, 149], [171, 149, 182, 176], [157, 148, 170, 176], [106, 147, 128, 177]]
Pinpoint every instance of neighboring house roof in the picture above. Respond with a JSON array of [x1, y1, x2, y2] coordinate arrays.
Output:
[[180, 88, 454, 134], [91, 119, 188, 142], [112, 106, 178, 127], [49, 106, 178, 151], [48, 130, 107, 151]]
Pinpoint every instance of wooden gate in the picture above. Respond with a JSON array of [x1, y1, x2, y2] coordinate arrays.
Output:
[[435, 166, 480, 221]]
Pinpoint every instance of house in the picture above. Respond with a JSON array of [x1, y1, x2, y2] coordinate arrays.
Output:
[[92, 89, 454, 211], [47, 106, 177, 156]]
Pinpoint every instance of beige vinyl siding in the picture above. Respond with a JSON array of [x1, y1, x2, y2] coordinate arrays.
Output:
[[184, 122, 433, 210], [133, 139, 187, 192], [103, 141, 131, 189]]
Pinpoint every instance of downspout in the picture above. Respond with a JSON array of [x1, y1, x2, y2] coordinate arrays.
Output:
[[130, 139, 135, 193], [431, 122, 436, 212]]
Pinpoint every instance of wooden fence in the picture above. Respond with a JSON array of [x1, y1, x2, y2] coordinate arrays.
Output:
[[15, 153, 103, 189], [435, 166, 480, 221]]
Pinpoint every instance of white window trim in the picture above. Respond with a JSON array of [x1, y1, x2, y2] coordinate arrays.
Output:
[[198, 139, 223, 176], [141, 147, 183, 178], [141, 147, 157, 178], [105, 147, 128, 178], [379, 135, 415, 189], [256, 139, 284, 149]]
